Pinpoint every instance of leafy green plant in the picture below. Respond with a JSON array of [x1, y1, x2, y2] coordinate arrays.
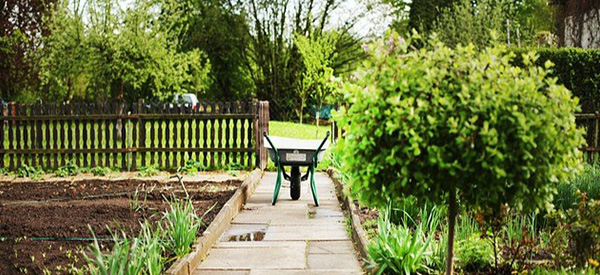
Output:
[[138, 165, 160, 177], [162, 199, 207, 258], [0, 167, 9, 176], [548, 191, 600, 268], [129, 188, 148, 212], [457, 234, 494, 272], [367, 208, 434, 274], [336, 32, 584, 273], [179, 160, 206, 175], [85, 222, 164, 275], [555, 163, 600, 210], [55, 161, 79, 177], [17, 165, 44, 180], [89, 166, 113, 177]]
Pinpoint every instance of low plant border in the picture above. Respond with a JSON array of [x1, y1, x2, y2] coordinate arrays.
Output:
[[165, 168, 263, 275], [327, 168, 371, 272]]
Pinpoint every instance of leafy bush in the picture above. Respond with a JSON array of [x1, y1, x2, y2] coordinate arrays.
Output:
[[55, 161, 79, 177], [0, 168, 9, 176], [512, 47, 600, 114], [138, 165, 160, 177], [336, 32, 584, 272], [457, 235, 494, 272], [17, 165, 44, 180]]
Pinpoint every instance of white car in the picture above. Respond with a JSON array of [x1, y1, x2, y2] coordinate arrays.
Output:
[[173, 93, 199, 111]]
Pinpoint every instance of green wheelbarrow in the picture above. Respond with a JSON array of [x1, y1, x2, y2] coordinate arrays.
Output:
[[263, 131, 330, 206]]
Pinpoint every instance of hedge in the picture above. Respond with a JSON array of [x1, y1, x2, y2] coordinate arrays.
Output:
[[511, 47, 600, 113]]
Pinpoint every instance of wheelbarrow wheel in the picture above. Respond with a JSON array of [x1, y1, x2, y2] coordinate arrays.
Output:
[[290, 166, 301, 200]]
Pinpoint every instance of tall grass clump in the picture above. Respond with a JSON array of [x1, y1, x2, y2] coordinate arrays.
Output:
[[555, 163, 600, 210], [162, 199, 203, 258], [367, 205, 443, 274], [85, 222, 164, 275]]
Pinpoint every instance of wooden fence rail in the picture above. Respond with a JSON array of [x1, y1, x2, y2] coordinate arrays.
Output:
[[0, 100, 270, 171]]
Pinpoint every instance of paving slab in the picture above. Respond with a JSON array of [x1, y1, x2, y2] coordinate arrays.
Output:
[[197, 172, 363, 274]]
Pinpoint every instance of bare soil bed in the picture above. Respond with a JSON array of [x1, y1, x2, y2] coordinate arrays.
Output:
[[0, 177, 242, 274]]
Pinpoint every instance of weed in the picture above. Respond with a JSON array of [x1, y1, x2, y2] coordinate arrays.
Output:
[[138, 165, 160, 177], [55, 161, 79, 177], [129, 188, 148, 212], [179, 160, 206, 175], [17, 165, 44, 180], [90, 166, 113, 177]]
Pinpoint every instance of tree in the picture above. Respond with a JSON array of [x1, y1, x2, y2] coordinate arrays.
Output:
[[0, 0, 58, 100], [294, 32, 337, 124], [38, 0, 211, 102], [336, 32, 584, 274], [244, 0, 365, 120], [158, 0, 254, 100], [408, 0, 458, 33], [433, 0, 511, 48]]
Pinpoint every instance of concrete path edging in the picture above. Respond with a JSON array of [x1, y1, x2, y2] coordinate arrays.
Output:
[[327, 168, 371, 271], [166, 168, 264, 275]]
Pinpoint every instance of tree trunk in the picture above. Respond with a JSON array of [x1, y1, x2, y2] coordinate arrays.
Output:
[[446, 188, 457, 275]]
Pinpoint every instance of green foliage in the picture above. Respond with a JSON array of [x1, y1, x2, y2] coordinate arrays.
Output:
[[555, 164, 600, 210], [433, 0, 511, 48], [89, 166, 113, 177], [179, 160, 206, 175], [457, 234, 494, 272], [162, 199, 205, 258], [336, 32, 584, 213], [138, 165, 160, 177], [511, 47, 600, 114], [367, 207, 437, 274], [85, 222, 164, 275], [407, 0, 458, 34], [55, 161, 79, 177], [294, 32, 337, 124], [548, 192, 600, 268], [17, 165, 44, 180], [38, 0, 211, 102], [0, 167, 9, 176]]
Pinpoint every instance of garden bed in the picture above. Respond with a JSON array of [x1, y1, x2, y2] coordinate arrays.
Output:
[[0, 175, 243, 274]]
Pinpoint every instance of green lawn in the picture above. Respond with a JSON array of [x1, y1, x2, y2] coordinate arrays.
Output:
[[268, 121, 331, 140]]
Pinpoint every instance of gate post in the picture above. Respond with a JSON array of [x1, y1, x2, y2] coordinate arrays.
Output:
[[255, 101, 269, 170]]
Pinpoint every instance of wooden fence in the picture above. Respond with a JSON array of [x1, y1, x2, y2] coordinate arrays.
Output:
[[577, 113, 600, 162], [0, 100, 270, 171]]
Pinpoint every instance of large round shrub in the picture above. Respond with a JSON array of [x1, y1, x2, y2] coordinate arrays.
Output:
[[336, 32, 584, 273]]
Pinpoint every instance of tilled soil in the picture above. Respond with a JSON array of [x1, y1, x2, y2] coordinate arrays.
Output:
[[0, 178, 241, 274]]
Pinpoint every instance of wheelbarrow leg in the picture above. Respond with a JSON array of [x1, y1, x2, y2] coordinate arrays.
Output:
[[272, 163, 283, 205], [309, 165, 319, 206]]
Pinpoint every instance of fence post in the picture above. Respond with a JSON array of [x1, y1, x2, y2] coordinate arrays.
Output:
[[255, 101, 269, 170]]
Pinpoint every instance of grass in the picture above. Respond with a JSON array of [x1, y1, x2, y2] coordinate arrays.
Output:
[[268, 121, 331, 140]]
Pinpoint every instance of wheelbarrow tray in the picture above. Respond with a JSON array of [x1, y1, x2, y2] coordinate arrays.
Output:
[[264, 136, 328, 166]]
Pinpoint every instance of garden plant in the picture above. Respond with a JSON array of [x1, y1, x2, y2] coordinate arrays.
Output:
[[335, 32, 585, 274]]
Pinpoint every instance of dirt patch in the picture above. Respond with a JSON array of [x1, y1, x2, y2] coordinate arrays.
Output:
[[0, 178, 241, 274]]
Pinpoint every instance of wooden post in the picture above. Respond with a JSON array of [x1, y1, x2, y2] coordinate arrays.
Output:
[[255, 101, 269, 170]]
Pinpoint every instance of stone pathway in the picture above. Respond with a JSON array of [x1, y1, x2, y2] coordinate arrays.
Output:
[[196, 172, 363, 274]]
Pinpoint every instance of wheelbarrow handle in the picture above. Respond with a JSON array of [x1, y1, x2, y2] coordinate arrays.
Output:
[[263, 132, 280, 163], [313, 131, 330, 166]]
